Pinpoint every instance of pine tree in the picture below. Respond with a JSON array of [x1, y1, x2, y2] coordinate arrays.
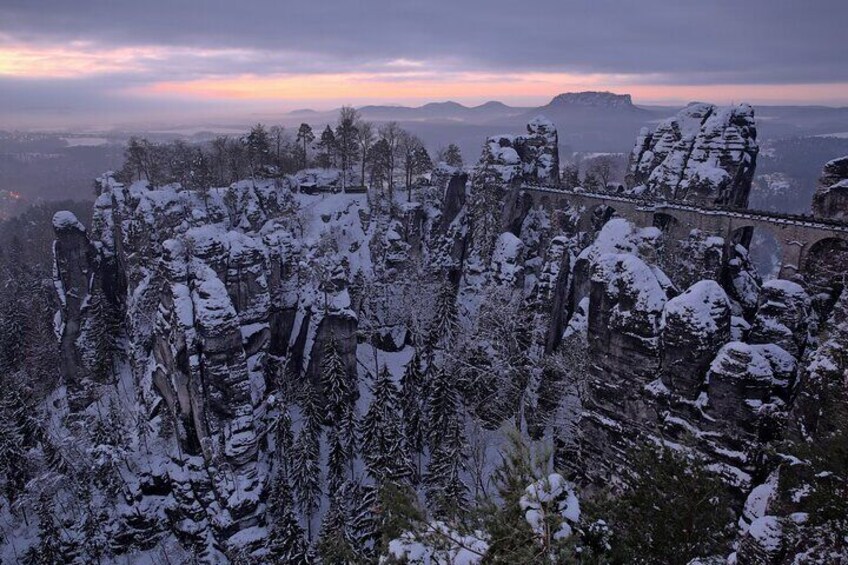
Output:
[[360, 366, 412, 485], [424, 417, 469, 520], [399, 349, 426, 478], [317, 125, 337, 169], [295, 123, 315, 169], [320, 333, 353, 426], [22, 492, 64, 564], [265, 479, 312, 564], [317, 481, 359, 564], [426, 279, 459, 350], [426, 367, 461, 446], [291, 426, 321, 540], [335, 106, 360, 192]]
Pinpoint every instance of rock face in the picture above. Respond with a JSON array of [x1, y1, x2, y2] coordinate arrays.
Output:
[[477, 116, 560, 186], [660, 280, 731, 399], [52, 211, 96, 404], [52, 174, 363, 556], [580, 247, 669, 482], [811, 155, 848, 219], [626, 103, 758, 207], [791, 287, 848, 441], [748, 279, 812, 359]]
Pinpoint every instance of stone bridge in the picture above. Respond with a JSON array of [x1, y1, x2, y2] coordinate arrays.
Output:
[[522, 185, 848, 279]]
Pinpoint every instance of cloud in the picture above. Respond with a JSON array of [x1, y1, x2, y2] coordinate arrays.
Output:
[[0, 0, 845, 127]]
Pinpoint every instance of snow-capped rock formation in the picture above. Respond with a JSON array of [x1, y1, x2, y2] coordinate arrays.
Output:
[[626, 103, 758, 207], [476, 116, 560, 186], [748, 279, 812, 359], [660, 280, 731, 398], [52, 175, 365, 557], [811, 155, 848, 219]]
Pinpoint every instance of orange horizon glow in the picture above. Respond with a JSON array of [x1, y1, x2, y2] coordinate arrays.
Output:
[[2, 39, 847, 107], [137, 73, 848, 107]]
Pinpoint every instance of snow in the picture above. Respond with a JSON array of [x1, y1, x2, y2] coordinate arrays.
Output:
[[520, 473, 581, 542], [593, 252, 668, 319], [762, 278, 807, 300], [660, 280, 729, 334], [742, 473, 778, 527], [708, 341, 774, 382], [386, 522, 489, 565], [52, 210, 86, 231], [747, 516, 782, 553]]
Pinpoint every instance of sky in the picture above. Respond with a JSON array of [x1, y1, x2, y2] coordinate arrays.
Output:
[[1, 0, 846, 130]]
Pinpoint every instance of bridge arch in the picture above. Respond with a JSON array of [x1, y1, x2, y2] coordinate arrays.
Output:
[[803, 236, 848, 314], [589, 203, 618, 232], [652, 211, 682, 235], [728, 224, 783, 280]]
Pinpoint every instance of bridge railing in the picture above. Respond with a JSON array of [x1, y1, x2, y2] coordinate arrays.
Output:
[[521, 183, 848, 231]]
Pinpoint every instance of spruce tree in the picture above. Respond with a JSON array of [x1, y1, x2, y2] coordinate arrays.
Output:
[[442, 143, 463, 168], [265, 479, 312, 564], [320, 333, 352, 426], [360, 366, 412, 485], [326, 427, 348, 498], [399, 349, 426, 478], [426, 367, 461, 446], [0, 397, 27, 504], [317, 481, 359, 563], [291, 427, 321, 540], [424, 417, 469, 520], [22, 492, 64, 564], [0, 237, 26, 374], [274, 406, 294, 477], [84, 284, 120, 384], [427, 279, 459, 350]]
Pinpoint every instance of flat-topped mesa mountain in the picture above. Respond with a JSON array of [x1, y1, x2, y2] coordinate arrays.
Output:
[[544, 91, 640, 111], [626, 102, 759, 207], [30, 110, 847, 562], [811, 155, 848, 219]]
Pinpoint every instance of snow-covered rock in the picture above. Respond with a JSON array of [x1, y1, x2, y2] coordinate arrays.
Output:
[[660, 280, 731, 398], [626, 103, 758, 207], [475, 116, 560, 186], [811, 155, 848, 219]]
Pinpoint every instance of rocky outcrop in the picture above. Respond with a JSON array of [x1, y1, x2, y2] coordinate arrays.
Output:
[[660, 280, 731, 399], [626, 103, 758, 207], [790, 287, 848, 441], [52, 211, 96, 403], [579, 250, 668, 482], [811, 155, 848, 219], [476, 116, 560, 186], [52, 174, 365, 555], [748, 279, 812, 359]]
